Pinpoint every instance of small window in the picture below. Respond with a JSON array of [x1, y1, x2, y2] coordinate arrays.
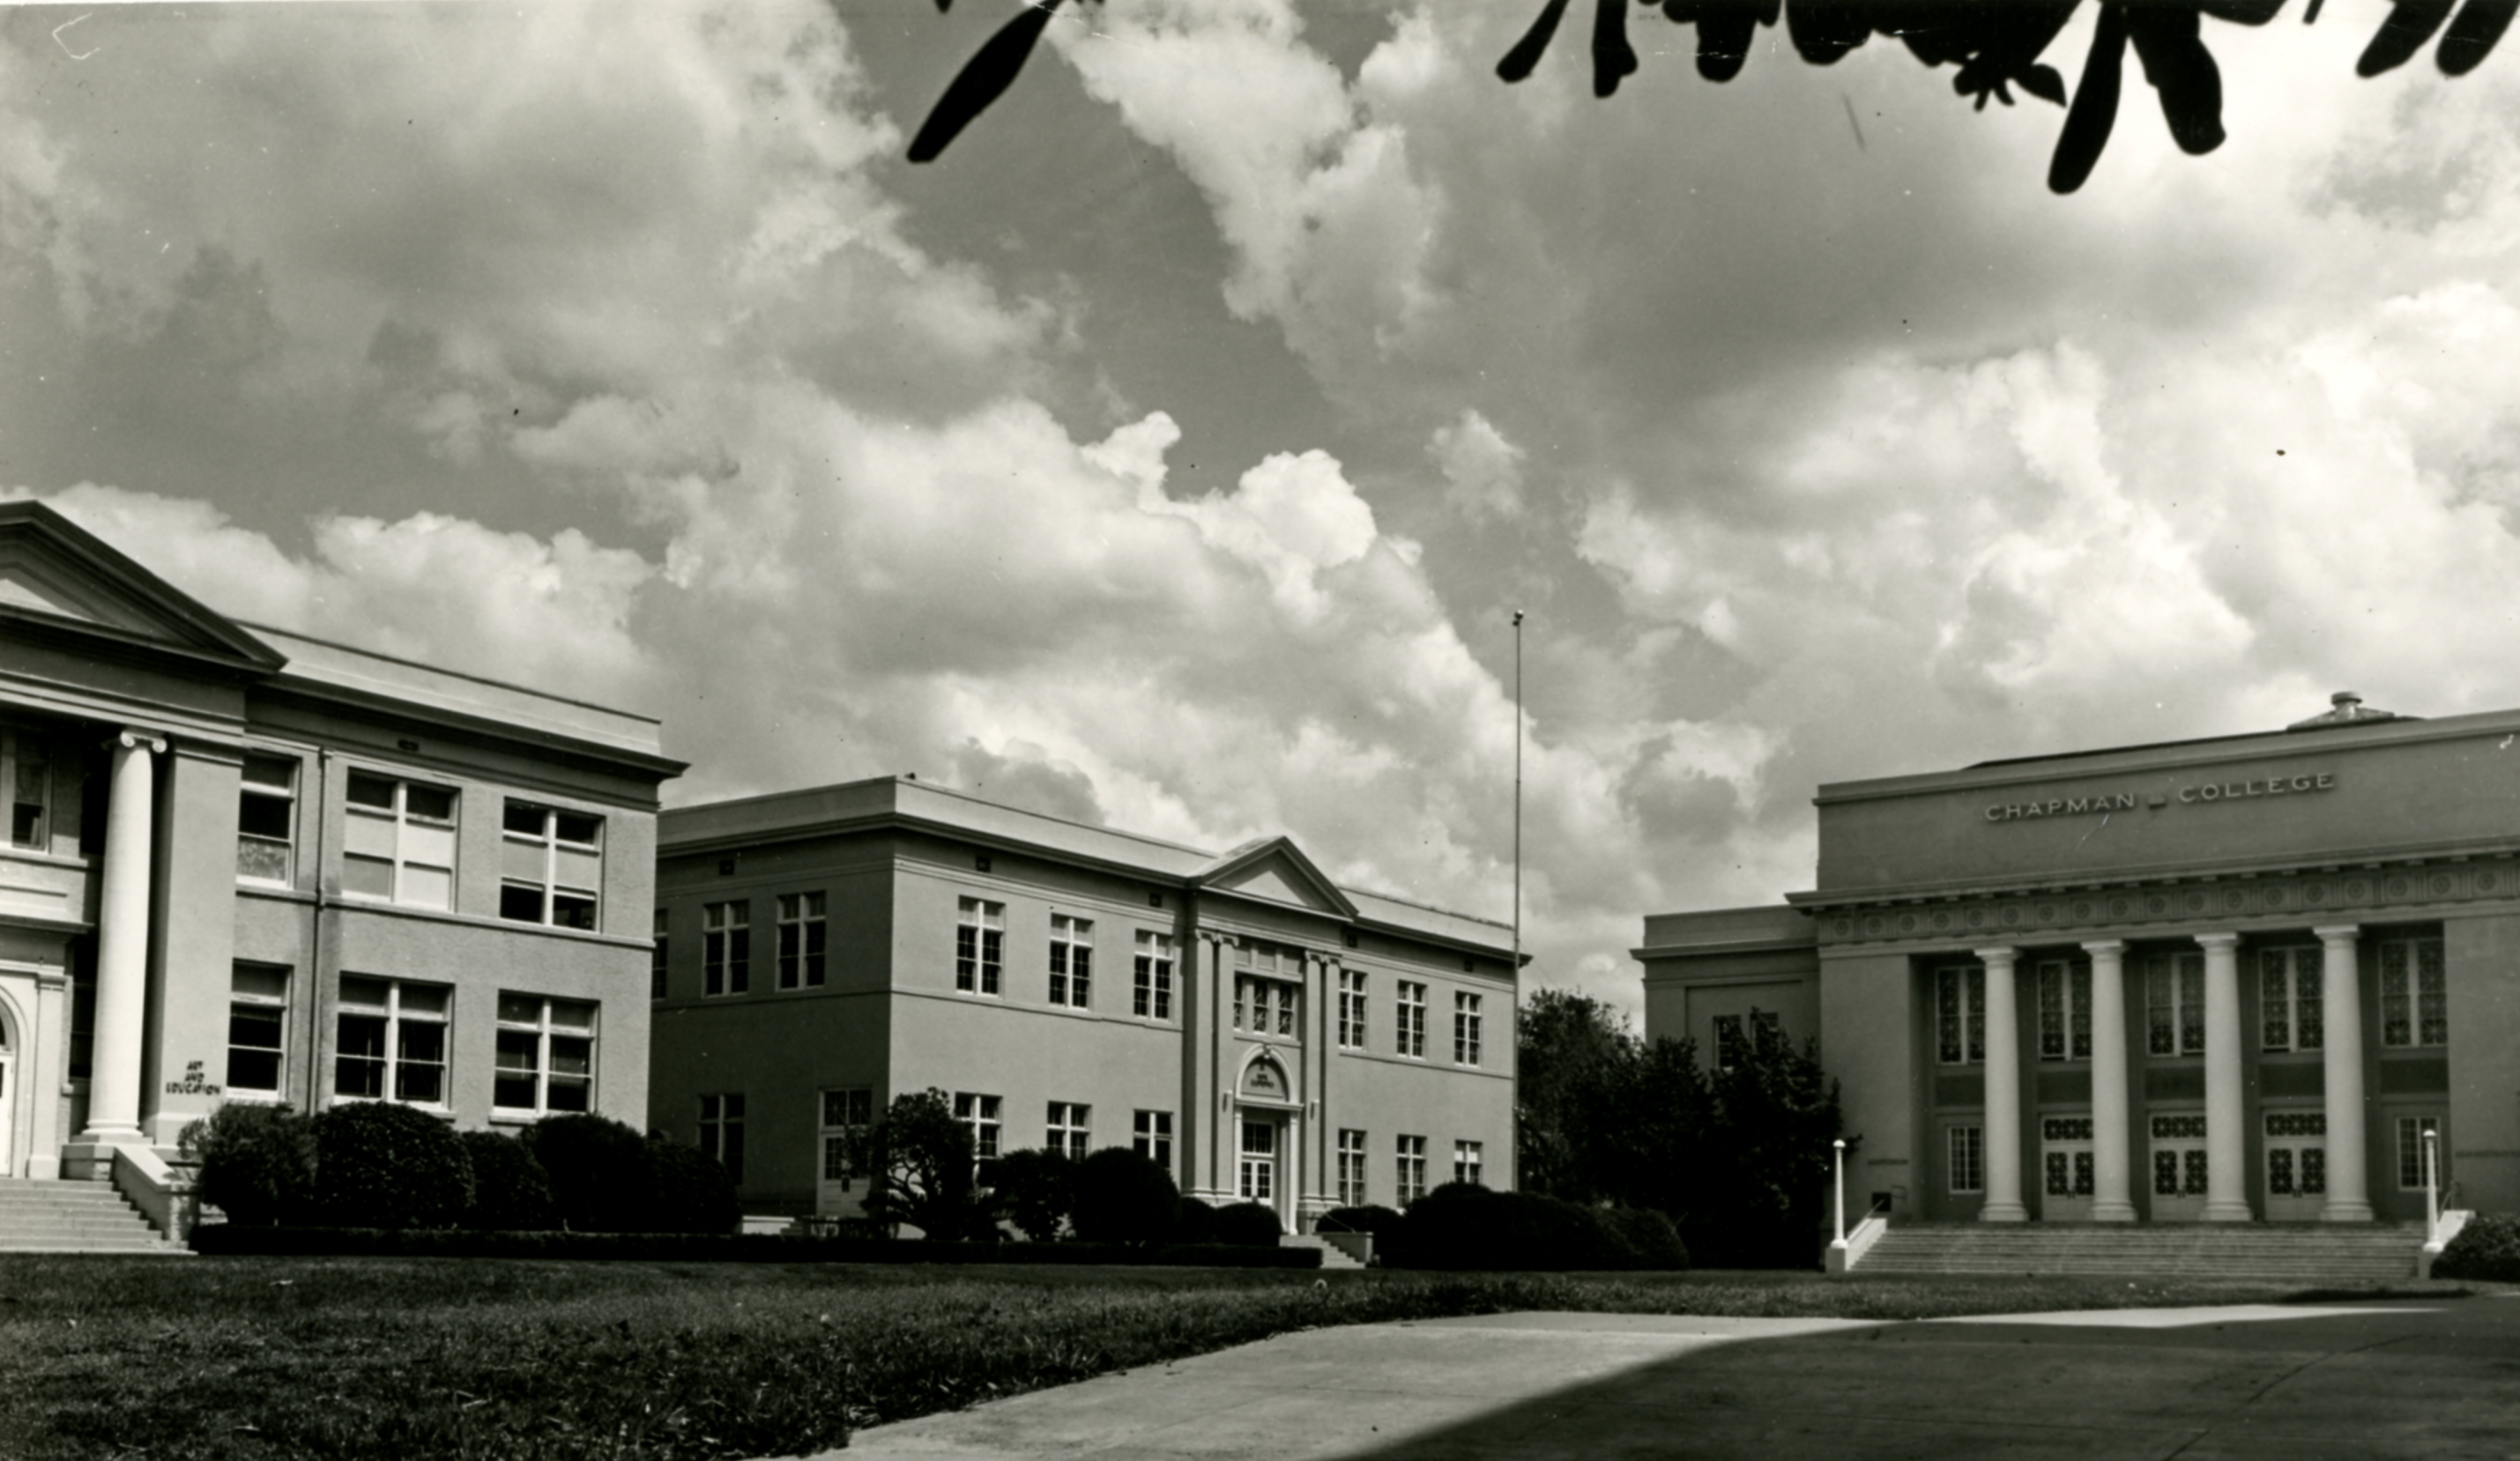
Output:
[[954, 1092, 1002, 1160], [6, 729, 52, 851], [1337, 969, 1366, 1049], [1336, 1129, 1367, 1206], [1050, 915, 1093, 1008], [2145, 951, 2208, 1057], [1394, 981, 1426, 1057], [703, 901, 750, 996], [1713, 1014, 1745, 1072], [1453, 1139, 1483, 1186], [2260, 946, 2324, 1052], [334, 975, 450, 1106], [499, 800, 602, 930], [650, 908, 669, 1000], [956, 898, 1004, 996], [236, 753, 296, 885], [700, 1094, 746, 1185], [493, 993, 596, 1116], [1134, 1109, 1174, 1168], [1394, 1133, 1427, 1205], [343, 773, 457, 909], [2397, 1115, 2445, 1191], [1134, 931, 1174, 1020], [1948, 1125, 1984, 1195], [1453, 991, 1483, 1065], [1046, 1101, 1091, 1160], [226, 963, 288, 1095], [777, 893, 828, 989], [1237, 975, 1300, 1038]]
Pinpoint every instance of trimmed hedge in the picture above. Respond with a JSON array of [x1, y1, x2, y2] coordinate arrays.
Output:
[[1319, 1204, 1404, 1242], [311, 1101, 474, 1230], [643, 1136, 743, 1235], [187, 1224, 1324, 1266], [458, 1130, 559, 1232], [1174, 1196, 1220, 1244], [1385, 1183, 1689, 1271], [2433, 1213, 2520, 1282], [1213, 1200, 1282, 1247], [523, 1113, 653, 1233], [180, 1102, 316, 1227], [1069, 1146, 1179, 1245]]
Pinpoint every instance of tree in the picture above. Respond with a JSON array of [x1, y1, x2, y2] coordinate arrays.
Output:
[[1692, 1013, 1852, 1266], [986, 1146, 1075, 1242], [905, 1, 2514, 194], [848, 1088, 988, 1239], [181, 1101, 316, 1227], [1514, 989, 1641, 1205]]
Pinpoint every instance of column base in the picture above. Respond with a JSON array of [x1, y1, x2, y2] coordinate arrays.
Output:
[[2321, 1200, 2376, 1223], [2202, 1200, 2255, 1222], [2088, 1200, 2137, 1222], [1979, 1202, 2029, 1223]]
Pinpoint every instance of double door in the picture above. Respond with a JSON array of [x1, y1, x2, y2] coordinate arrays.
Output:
[[2264, 1109, 2327, 1220], [2150, 1112, 2210, 1220], [2039, 1116, 2094, 1220]]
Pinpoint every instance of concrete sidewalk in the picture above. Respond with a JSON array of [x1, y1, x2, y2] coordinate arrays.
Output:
[[817, 1297, 2520, 1460]]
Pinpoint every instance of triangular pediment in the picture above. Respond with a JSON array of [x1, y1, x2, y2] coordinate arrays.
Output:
[[1192, 835, 1359, 919], [0, 501, 283, 671]]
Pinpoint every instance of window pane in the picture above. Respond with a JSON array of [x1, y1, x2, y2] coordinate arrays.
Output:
[[500, 884, 546, 923], [242, 753, 295, 790], [550, 1035, 591, 1079], [497, 992, 539, 1025], [239, 795, 294, 840], [401, 864, 452, 908], [550, 999, 596, 1033], [554, 812, 600, 845], [552, 893, 598, 930], [233, 965, 288, 1001], [504, 802, 547, 835], [338, 976, 390, 1010], [346, 773, 395, 809], [398, 984, 451, 1016], [227, 1046, 282, 1093], [405, 785, 456, 821]]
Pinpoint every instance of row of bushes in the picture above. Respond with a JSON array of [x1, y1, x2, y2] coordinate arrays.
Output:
[[187, 1226, 1325, 1265], [1326, 1184, 1689, 1271], [183, 1103, 737, 1234], [2432, 1213, 2520, 1281]]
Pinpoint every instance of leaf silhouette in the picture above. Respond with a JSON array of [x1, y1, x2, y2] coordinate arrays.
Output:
[[1594, 0, 1641, 97], [2438, 0, 2519, 74], [908, 0, 1065, 165], [2049, 3, 2127, 194], [2357, 0, 2454, 76], [1694, 4, 1769, 82], [2129, 4, 2226, 154], [1786, 0, 1872, 64], [1498, 0, 1572, 83]]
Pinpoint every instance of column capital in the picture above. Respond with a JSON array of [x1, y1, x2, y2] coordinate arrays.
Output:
[[1200, 930, 1240, 949], [1971, 945, 2020, 964], [2081, 938, 2128, 956], [2194, 931, 2241, 950], [2311, 923, 2362, 941], [110, 728, 168, 754]]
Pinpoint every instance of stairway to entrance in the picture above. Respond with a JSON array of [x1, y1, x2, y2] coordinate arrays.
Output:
[[1282, 1233, 1367, 1270], [0, 1178, 183, 1254], [1852, 1221, 2424, 1282]]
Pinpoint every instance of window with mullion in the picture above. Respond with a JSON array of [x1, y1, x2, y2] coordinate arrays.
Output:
[[1133, 931, 1173, 1019], [2259, 946, 2324, 1052], [226, 963, 288, 1095], [1134, 1109, 1173, 1168], [821, 1087, 873, 1189], [1050, 914, 1092, 1008], [777, 892, 828, 989], [235, 753, 297, 885], [4, 728, 52, 851], [699, 1094, 745, 1184], [1395, 981, 1426, 1057], [2144, 951, 2207, 1057], [1936, 965, 1986, 1064], [1337, 969, 1366, 1049], [334, 975, 450, 1106], [493, 993, 596, 1116], [1394, 1133, 1427, 1205], [1454, 992, 1483, 1065], [498, 800, 603, 930], [1046, 1100, 1091, 1160], [2035, 959, 2093, 1061], [343, 773, 457, 910], [1336, 1128, 1366, 1205], [2380, 938, 2449, 1048], [956, 898, 1004, 995], [954, 1091, 1002, 1160], [702, 901, 750, 996]]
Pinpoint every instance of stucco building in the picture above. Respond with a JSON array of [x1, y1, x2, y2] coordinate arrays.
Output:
[[0, 501, 681, 1228], [1641, 693, 2516, 1228], [650, 777, 1520, 1233]]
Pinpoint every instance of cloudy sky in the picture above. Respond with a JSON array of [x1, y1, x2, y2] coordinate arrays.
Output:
[[6, 2, 2517, 1014]]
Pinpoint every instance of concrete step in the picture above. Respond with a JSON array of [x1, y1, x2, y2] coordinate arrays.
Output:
[[0, 1177, 179, 1253], [1852, 1222, 2423, 1280], [1282, 1234, 1367, 1270]]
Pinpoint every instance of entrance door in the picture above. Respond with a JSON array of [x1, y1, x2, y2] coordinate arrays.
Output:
[[1238, 1120, 1277, 1205], [2148, 1112, 2209, 1220], [2264, 1109, 2327, 1220], [2040, 1116, 2094, 1220]]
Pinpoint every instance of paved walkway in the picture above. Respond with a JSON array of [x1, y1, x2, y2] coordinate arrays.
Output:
[[816, 1296, 2520, 1460]]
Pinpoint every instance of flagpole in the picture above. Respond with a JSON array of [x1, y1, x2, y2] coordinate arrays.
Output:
[[1512, 610, 1524, 982]]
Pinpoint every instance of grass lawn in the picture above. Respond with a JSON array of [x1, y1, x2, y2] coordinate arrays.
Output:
[[0, 1255, 2464, 1461]]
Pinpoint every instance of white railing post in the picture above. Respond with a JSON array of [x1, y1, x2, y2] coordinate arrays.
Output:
[[1833, 1138, 1846, 1246], [2424, 1128, 2441, 1241]]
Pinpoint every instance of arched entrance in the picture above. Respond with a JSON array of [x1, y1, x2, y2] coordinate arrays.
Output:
[[1235, 1051, 1298, 1231]]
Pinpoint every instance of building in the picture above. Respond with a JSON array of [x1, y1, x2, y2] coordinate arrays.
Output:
[[0, 501, 682, 1225], [650, 777, 1519, 1232], [1639, 693, 2517, 1228]]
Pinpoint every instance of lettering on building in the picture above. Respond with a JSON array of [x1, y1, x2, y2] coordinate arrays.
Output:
[[1985, 773, 2337, 825], [164, 1058, 222, 1098]]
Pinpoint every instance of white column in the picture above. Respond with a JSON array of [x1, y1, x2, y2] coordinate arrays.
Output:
[[2083, 938, 2136, 1222], [2197, 932, 2252, 1221], [78, 730, 163, 1147], [2316, 924, 2372, 1221], [1976, 946, 2027, 1221]]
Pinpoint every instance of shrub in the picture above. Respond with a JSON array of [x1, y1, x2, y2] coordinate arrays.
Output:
[[1069, 1146, 1179, 1246], [1319, 1204, 1404, 1242], [523, 1113, 652, 1232], [1172, 1196, 1219, 1244], [457, 1130, 559, 1230], [643, 1138, 742, 1235], [180, 1102, 316, 1227], [1385, 1183, 1684, 1271], [1598, 1205, 1690, 1269], [1212, 1200, 1282, 1247], [987, 1148, 1077, 1242], [2434, 1213, 2520, 1282], [311, 1101, 474, 1230]]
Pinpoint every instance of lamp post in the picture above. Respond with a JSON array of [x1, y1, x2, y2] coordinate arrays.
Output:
[[1833, 1138, 1847, 1246], [2425, 1127, 2441, 1240]]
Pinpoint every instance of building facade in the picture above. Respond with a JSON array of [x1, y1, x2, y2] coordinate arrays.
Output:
[[0, 502, 681, 1205], [650, 777, 1519, 1232], [1640, 693, 2519, 1227]]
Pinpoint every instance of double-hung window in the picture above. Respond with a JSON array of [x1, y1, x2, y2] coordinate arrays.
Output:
[[493, 993, 595, 1116], [1395, 1134, 1427, 1205], [651, 908, 670, 1000], [956, 898, 1003, 995], [1236, 975, 1299, 1036], [334, 975, 450, 1105], [1050, 915, 1092, 1007], [343, 773, 456, 909], [700, 1094, 745, 1183], [777, 893, 827, 989], [1336, 1129, 1366, 1206], [2379, 937, 2448, 1047], [2397, 1115, 2445, 1190], [1949, 1125, 1985, 1194], [2260, 946, 2324, 1052], [1046, 1101, 1091, 1160], [2144, 951, 2208, 1057], [5, 728, 49, 850], [821, 1087, 873, 1190], [955, 1092, 1002, 1160], [1134, 1109, 1173, 1168], [1337, 970, 1366, 1049], [2035, 958, 2093, 1061], [1134, 931, 1173, 1019], [226, 963, 288, 1097], [1936, 964, 1987, 1064], [1395, 981, 1426, 1057], [236, 753, 296, 884], [703, 901, 749, 996], [1453, 992, 1483, 1065], [1453, 1140, 1483, 1185], [499, 801, 601, 929]]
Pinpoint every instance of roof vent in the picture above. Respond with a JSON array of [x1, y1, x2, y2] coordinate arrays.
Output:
[[2287, 689, 2407, 732]]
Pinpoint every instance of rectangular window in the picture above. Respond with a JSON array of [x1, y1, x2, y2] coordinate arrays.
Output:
[[1133, 931, 1173, 1020], [1454, 992, 1483, 1065], [702, 901, 750, 996], [2379, 938, 2448, 1047], [821, 1087, 873, 1188], [1050, 914, 1093, 1008], [497, 800, 602, 930], [1238, 1120, 1276, 1202], [954, 1091, 1002, 1160], [1751, 1009, 1783, 1057], [1936, 965, 1987, 1064], [1949, 1125, 1984, 1195], [6, 729, 50, 850], [334, 975, 450, 1106], [1395, 1133, 1427, 1205], [2034, 959, 2093, 1061], [1453, 1140, 1483, 1186], [1046, 1101, 1091, 1160], [1713, 1014, 1745, 1071], [1236, 975, 1300, 1037], [2397, 1115, 2446, 1190], [235, 752, 296, 884], [2144, 951, 2207, 1057], [493, 993, 596, 1116], [699, 1094, 746, 1185], [1336, 1129, 1367, 1206], [956, 898, 1004, 995], [342, 773, 457, 909], [1396, 981, 1426, 1058], [651, 908, 669, 1000], [1337, 969, 1366, 1049], [777, 892, 828, 990], [1134, 1109, 1173, 1168], [226, 963, 288, 1096], [2259, 946, 2324, 1052]]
